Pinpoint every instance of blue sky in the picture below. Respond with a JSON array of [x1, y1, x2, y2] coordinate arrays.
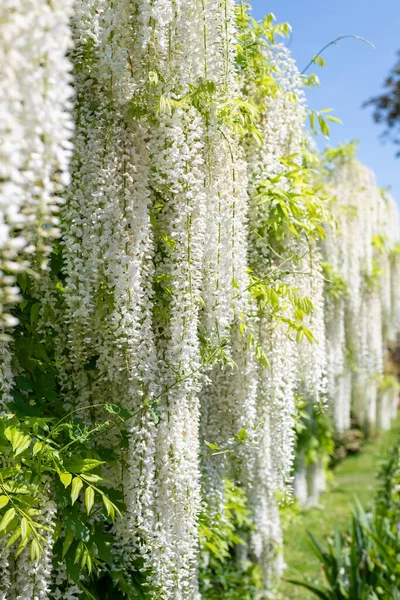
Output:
[[251, 0, 400, 202]]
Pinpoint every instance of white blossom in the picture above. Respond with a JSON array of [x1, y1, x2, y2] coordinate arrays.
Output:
[[0, 0, 74, 325]]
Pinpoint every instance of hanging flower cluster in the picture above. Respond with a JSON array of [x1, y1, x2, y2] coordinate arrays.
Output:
[[0, 2, 400, 599], [322, 151, 400, 434], [0, 0, 74, 328]]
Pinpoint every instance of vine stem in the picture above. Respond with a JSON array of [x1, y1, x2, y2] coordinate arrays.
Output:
[[48, 403, 119, 437], [301, 34, 374, 75]]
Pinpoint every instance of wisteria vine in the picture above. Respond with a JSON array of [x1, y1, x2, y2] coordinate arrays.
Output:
[[0, 2, 399, 599]]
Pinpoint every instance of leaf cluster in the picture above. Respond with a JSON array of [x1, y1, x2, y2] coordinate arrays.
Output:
[[253, 154, 328, 251], [321, 262, 348, 301], [198, 480, 263, 600], [294, 401, 334, 467], [2, 259, 128, 594]]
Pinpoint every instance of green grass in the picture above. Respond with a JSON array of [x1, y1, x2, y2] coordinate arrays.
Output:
[[278, 420, 400, 600]]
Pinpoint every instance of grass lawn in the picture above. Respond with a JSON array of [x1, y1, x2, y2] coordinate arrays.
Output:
[[278, 420, 400, 599]]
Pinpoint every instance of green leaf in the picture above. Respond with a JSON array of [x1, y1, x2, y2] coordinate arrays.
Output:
[[313, 55, 327, 68], [0, 467, 20, 480], [148, 70, 159, 86], [15, 535, 30, 558], [62, 530, 75, 558], [74, 541, 84, 564], [205, 442, 220, 451], [59, 472, 73, 489], [0, 496, 9, 509], [81, 474, 102, 483], [71, 477, 83, 506], [326, 115, 342, 124], [15, 376, 33, 391], [81, 546, 93, 573], [0, 508, 16, 532], [318, 115, 330, 138], [20, 517, 28, 541], [64, 459, 105, 473], [30, 538, 41, 561], [2, 482, 31, 494], [32, 441, 43, 456], [235, 428, 249, 443], [93, 529, 114, 564], [5, 525, 21, 548], [4, 427, 31, 456], [102, 495, 115, 520], [75, 520, 90, 542], [85, 487, 95, 516], [30, 303, 40, 326], [284, 579, 330, 599], [78, 583, 98, 600]]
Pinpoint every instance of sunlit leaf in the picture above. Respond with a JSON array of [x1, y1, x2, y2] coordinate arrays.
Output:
[[71, 477, 83, 506], [85, 487, 95, 516], [0, 508, 16, 532]]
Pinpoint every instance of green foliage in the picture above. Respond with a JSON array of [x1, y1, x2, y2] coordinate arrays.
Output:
[[362, 258, 384, 292], [321, 262, 347, 301], [379, 374, 400, 393], [247, 271, 316, 343], [308, 108, 342, 139], [288, 437, 400, 599], [0, 407, 123, 575], [322, 141, 359, 167], [198, 481, 263, 599], [2, 255, 131, 594], [295, 401, 334, 467], [235, 6, 291, 103], [253, 153, 328, 247]]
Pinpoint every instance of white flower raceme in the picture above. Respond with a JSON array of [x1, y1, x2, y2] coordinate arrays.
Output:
[[249, 403, 285, 590], [201, 131, 252, 341], [197, 0, 261, 578], [325, 298, 349, 431], [63, 0, 228, 596], [52, 562, 81, 600], [296, 247, 327, 406], [0, 0, 74, 326], [377, 379, 400, 431], [0, 540, 11, 600], [293, 454, 308, 505], [63, 1, 163, 593], [149, 106, 206, 598], [292, 246, 328, 507], [244, 36, 307, 563], [306, 458, 326, 507], [391, 251, 400, 334], [200, 0, 252, 344], [200, 320, 258, 504]]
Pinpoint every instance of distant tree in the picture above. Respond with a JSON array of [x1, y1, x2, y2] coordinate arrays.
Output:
[[365, 51, 400, 155]]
